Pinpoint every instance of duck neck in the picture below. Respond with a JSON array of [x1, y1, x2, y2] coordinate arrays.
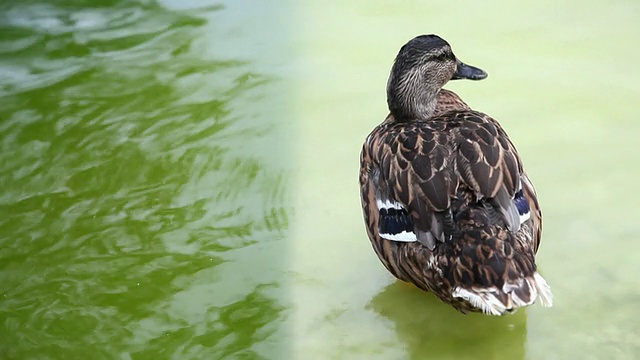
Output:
[[387, 71, 440, 122]]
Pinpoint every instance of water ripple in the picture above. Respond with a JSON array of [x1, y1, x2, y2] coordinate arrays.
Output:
[[0, 1, 291, 358]]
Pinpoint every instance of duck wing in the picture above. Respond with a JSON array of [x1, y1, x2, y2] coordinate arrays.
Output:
[[371, 110, 526, 249], [451, 111, 523, 231]]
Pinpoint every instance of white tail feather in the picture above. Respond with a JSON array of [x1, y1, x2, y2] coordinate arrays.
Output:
[[452, 272, 553, 315], [452, 287, 506, 316], [533, 272, 553, 307]]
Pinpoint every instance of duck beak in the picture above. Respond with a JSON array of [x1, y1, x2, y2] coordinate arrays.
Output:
[[452, 60, 487, 80]]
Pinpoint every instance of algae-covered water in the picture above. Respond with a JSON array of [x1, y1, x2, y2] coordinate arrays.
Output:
[[1, 0, 639, 359]]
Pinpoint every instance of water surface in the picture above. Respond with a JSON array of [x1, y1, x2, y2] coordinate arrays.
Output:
[[0, 0, 291, 358]]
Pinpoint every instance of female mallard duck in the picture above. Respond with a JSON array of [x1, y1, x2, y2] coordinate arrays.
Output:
[[359, 35, 552, 315]]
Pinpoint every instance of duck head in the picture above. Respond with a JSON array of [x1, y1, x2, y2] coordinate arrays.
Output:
[[386, 34, 487, 121]]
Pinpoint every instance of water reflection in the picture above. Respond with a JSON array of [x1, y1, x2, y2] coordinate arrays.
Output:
[[0, 0, 290, 358], [369, 282, 526, 360]]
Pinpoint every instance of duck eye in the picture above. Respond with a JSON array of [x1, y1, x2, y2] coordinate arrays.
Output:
[[434, 52, 448, 61]]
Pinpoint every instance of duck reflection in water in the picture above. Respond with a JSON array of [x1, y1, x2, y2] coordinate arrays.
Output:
[[368, 281, 527, 359]]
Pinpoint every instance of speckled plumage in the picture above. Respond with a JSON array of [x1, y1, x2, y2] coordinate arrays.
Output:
[[360, 35, 552, 315]]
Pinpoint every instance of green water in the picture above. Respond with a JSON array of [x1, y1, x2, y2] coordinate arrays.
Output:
[[1, 0, 639, 359], [0, 1, 291, 358]]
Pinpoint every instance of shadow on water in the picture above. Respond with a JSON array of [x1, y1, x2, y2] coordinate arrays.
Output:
[[368, 282, 526, 360], [0, 1, 290, 358]]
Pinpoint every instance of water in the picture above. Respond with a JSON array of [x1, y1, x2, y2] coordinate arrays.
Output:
[[0, 1, 291, 358], [1, 1, 639, 359]]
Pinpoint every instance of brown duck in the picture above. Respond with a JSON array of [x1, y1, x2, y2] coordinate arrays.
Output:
[[359, 35, 552, 315]]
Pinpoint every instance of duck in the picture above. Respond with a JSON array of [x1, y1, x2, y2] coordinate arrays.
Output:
[[359, 34, 553, 315]]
